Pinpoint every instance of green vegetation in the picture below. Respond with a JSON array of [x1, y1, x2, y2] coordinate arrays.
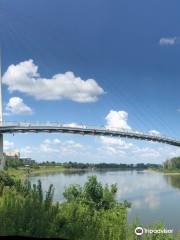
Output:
[[163, 157, 180, 172], [6, 165, 66, 180], [6, 158, 161, 171], [5, 157, 34, 169], [164, 175, 180, 189], [0, 171, 179, 239], [54, 161, 161, 170], [5, 158, 162, 181]]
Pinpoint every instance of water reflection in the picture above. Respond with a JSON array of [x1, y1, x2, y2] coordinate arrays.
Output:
[[164, 175, 180, 190], [29, 170, 180, 231]]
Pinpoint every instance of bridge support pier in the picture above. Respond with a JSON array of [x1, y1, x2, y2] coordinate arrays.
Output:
[[0, 52, 4, 170], [0, 134, 4, 170]]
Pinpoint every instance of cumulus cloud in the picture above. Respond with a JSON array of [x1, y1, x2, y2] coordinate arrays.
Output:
[[159, 37, 180, 46], [20, 146, 32, 157], [105, 110, 131, 130], [148, 130, 161, 136], [100, 110, 132, 154], [101, 136, 133, 150], [133, 192, 160, 210], [99, 136, 134, 156], [3, 60, 104, 103], [144, 192, 160, 209], [133, 146, 160, 158], [5, 97, 33, 115], [63, 123, 84, 128], [98, 110, 165, 161], [99, 136, 161, 159], [4, 140, 14, 150], [53, 138, 61, 144], [40, 138, 84, 155], [40, 142, 59, 153]]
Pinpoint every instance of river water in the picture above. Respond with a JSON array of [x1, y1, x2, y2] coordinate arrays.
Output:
[[29, 170, 180, 232]]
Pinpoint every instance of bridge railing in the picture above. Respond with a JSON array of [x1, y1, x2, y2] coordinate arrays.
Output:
[[0, 121, 178, 143]]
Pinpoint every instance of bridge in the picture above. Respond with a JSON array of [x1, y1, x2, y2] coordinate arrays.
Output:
[[0, 56, 180, 169], [1, 121, 180, 147]]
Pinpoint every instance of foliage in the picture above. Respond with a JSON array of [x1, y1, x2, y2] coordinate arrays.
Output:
[[5, 158, 38, 169], [57, 176, 127, 239], [0, 174, 58, 237], [61, 161, 161, 170], [0, 171, 15, 187], [163, 157, 180, 170], [0, 172, 178, 239], [63, 176, 123, 211], [37, 161, 161, 170]]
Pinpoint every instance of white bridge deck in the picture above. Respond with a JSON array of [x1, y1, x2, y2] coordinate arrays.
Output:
[[0, 121, 180, 147]]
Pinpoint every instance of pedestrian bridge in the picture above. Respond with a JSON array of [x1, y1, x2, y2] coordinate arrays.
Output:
[[1, 121, 180, 147]]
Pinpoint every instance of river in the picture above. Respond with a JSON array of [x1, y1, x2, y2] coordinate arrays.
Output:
[[29, 170, 180, 232]]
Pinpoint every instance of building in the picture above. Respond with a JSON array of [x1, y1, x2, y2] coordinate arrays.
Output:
[[19, 158, 36, 165], [4, 151, 35, 166], [5, 151, 20, 160]]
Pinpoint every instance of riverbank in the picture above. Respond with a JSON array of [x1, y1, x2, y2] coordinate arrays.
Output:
[[148, 168, 180, 175], [6, 165, 180, 181], [5, 165, 92, 180], [6, 165, 66, 180]]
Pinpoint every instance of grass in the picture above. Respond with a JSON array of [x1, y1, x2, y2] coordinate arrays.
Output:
[[6, 165, 180, 182], [5, 165, 89, 180], [6, 165, 66, 180], [6, 167, 28, 180]]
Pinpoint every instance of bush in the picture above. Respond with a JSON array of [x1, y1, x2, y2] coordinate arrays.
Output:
[[0, 173, 178, 239]]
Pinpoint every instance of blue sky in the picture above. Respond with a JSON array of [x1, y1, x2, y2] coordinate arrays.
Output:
[[0, 0, 180, 163]]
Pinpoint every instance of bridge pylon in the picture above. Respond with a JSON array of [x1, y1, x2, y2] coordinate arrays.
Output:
[[0, 50, 4, 170]]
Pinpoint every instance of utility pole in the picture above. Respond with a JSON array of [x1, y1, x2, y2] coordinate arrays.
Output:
[[0, 49, 4, 170]]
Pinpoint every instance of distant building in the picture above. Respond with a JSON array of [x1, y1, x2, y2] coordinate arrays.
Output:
[[5, 151, 20, 160], [4, 151, 36, 166], [19, 158, 36, 165]]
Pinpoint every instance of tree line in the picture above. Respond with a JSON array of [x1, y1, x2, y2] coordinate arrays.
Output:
[[163, 157, 180, 170], [61, 162, 161, 170]]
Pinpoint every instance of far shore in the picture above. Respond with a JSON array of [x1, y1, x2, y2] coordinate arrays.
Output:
[[163, 172, 180, 175], [5, 165, 94, 180], [5, 166, 135, 179], [146, 168, 180, 175], [5, 165, 180, 180]]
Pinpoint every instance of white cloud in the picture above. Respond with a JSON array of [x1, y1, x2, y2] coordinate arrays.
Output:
[[4, 140, 14, 150], [5, 97, 33, 115], [20, 146, 32, 157], [99, 110, 133, 156], [53, 138, 61, 144], [159, 37, 180, 46], [40, 138, 84, 155], [144, 192, 160, 209], [99, 136, 161, 160], [133, 146, 160, 158], [98, 110, 164, 161], [3, 60, 104, 103], [43, 138, 61, 145], [148, 130, 161, 136], [63, 123, 84, 128], [60, 140, 84, 155], [133, 192, 160, 210], [43, 139, 51, 144], [105, 110, 131, 130], [40, 143, 59, 153], [101, 136, 133, 150]]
